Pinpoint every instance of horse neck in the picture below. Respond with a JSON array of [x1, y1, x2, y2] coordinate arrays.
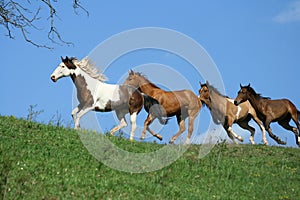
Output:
[[138, 77, 161, 96], [71, 68, 100, 96], [247, 93, 265, 114], [209, 90, 227, 114]]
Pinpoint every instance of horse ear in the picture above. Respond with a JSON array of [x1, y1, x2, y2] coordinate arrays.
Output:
[[129, 69, 134, 75], [61, 56, 64, 61], [247, 83, 250, 88], [206, 80, 209, 86], [240, 83, 242, 88]]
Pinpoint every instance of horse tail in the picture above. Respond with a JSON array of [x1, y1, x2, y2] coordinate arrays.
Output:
[[297, 110, 300, 121], [142, 94, 169, 125]]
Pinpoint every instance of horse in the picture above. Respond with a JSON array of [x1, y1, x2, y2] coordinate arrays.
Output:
[[50, 56, 163, 141], [199, 81, 269, 145], [234, 84, 300, 147], [124, 70, 202, 144]]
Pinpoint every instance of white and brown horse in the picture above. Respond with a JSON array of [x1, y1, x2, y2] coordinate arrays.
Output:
[[124, 70, 201, 144], [51, 57, 149, 140], [199, 81, 269, 145]]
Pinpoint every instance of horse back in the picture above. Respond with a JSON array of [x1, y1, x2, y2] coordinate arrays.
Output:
[[254, 98, 298, 121], [153, 89, 200, 115]]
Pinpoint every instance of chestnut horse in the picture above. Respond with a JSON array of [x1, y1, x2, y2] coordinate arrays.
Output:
[[51, 57, 162, 141], [124, 70, 202, 144], [199, 81, 269, 144], [234, 84, 300, 147]]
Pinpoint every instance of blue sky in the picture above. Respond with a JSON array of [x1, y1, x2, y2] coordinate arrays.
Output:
[[1, 1, 300, 147]]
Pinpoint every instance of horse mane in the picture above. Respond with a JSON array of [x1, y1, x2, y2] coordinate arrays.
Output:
[[134, 72, 161, 89], [248, 86, 271, 100], [206, 83, 229, 99], [71, 57, 108, 82]]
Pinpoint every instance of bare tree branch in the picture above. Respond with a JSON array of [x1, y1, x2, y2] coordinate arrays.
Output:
[[0, 0, 87, 49]]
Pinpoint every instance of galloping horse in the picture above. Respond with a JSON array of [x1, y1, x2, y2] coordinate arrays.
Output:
[[234, 84, 300, 147], [199, 81, 269, 144], [124, 70, 202, 144], [51, 57, 160, 141]]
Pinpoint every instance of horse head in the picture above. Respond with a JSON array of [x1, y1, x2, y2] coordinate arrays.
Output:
[[199, 81, 211, 102], [51, 56, 77, 82], [234, 83, 251, 105], [124, 70, 142, 88]]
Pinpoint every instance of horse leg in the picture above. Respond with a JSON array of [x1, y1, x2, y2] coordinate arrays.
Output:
[[264, 120, 286, 145], [141, 114, 152, 140], [185, 108, 200, 144], [226, 117, 244, 143], [71, 106, 79, 122], [141, 114, 163, 140], [279, 118, 300, 146], [237, 120, 256, 144], [110, 110, 127, 136], [227, 126, 244, 143], [222, 119, 236, 144], [291, 113, 300, 146], [74, 106, 94, 130], [224, 127, 237, 144], [147, 127, 163, 141], [169, 116, 186, 144], [251, 114, 268, 145], [129, 112, 138, 141]]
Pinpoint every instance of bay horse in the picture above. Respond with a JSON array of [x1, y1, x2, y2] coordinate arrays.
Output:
[[234, 84, 300, 147], [50, 57, 162, 141], [199, 81, 269, 145], [124, 70, 202, 144]]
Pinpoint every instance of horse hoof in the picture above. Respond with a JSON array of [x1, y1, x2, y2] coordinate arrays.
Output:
[[110, 130, 116, 136], [169, 140, 174, 144], [140, 136, 145, 140], [238, 136, 244, 142], [157, 135, 163, 141], [279, 141, 287, 145]]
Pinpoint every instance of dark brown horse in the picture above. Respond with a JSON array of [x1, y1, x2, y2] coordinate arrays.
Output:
[[199, 81, 269, 144], [124, 70, 202, 144], [234, 84, 300, 147]]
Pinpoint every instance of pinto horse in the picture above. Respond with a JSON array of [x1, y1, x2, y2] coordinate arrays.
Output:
[[199, 81, 268, 144], [234, 84, 300, 146], [50, 57, 162, 141], [124, 70, 201, 144]]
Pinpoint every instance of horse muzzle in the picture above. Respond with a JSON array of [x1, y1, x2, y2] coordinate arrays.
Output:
[[234, 100, 240, 106], [51, 75, 57, 82]]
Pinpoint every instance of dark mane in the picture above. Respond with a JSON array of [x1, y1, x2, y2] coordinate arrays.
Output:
[[247, 86, 271, 100], [206, 83, 229, 99], [69, 57, 77, 61]]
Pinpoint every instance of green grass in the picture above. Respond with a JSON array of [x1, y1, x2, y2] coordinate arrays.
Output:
[[1, 115, 300, 199]]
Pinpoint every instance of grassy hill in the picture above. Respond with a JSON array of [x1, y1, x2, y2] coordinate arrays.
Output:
[[0, 116, 299, 199]]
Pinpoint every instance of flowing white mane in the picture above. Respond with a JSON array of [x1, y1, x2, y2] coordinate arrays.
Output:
[[73, 57, 108, 82]]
